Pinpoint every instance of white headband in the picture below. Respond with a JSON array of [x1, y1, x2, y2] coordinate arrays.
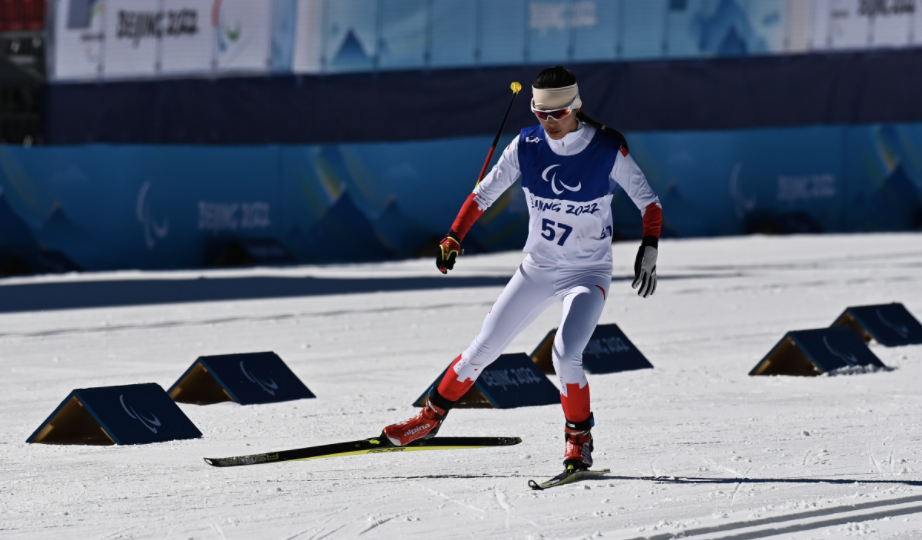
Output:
[[531, 83, 582, 110]]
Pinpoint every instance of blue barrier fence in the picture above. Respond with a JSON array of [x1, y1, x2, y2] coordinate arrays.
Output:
[[1, 122, 921, 271]]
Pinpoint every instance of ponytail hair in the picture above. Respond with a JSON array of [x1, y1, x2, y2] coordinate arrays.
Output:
[[576, 111, 629, 152], [533, 65, 629, 152]]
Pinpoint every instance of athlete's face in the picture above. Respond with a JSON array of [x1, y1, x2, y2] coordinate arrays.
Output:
[[539, 108, 580, 140]]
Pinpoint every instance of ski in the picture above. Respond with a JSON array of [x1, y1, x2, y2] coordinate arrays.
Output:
[[528, 468, 611, 490], [204, 436, 522, 468]]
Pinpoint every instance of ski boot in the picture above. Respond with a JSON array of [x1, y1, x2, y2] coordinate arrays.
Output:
[[382, 389, 452, 446], [562, 413, 594, 472]]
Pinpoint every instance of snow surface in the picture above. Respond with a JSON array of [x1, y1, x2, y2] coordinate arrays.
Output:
[[2, 233, 922, 540]]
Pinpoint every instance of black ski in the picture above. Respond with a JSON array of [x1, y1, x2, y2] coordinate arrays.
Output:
[[204, 436, 522, 468], [528, 468, 610, 490]]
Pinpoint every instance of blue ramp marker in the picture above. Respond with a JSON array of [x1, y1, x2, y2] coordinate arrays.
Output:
[[168, 352, 315, 405], [27, 383, 202, 445], [413, 353, 560, 409], [750, 327, 888, 376], [832, 303, 922, 347], [530, 324, 654, 375]]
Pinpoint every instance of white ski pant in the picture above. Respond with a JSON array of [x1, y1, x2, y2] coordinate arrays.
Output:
[[452, 254, 610, 395]]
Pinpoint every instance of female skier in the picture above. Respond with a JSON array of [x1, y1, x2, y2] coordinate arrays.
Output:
[[382, 66, 662, 471]]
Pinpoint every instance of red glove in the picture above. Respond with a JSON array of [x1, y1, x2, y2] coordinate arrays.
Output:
[[436, 230, 461, 274]]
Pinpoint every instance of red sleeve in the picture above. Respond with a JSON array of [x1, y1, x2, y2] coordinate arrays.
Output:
[[642, 202, 662, 238], [450, 193, 485, 241]]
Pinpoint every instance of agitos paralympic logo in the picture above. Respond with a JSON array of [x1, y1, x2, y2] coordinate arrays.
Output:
[[212, 0, 242, 53], [66, 0, 105, 65], [120, 394, 162, 434]]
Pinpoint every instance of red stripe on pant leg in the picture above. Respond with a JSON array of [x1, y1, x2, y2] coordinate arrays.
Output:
[[594, 285, 606, 300], [560, 383, 591, 424], [437, 354, 476, 401]]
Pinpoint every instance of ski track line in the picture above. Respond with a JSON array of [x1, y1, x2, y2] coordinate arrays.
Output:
[[728, 467, 754, 507], [95, 525, 137, 540], [615, 493, 922, 540], [209, 521, 228, 540], [289, 504, 352, 540], [279, 526, 316, 540], [358, 512, 407, 535], [425, 486, 488, 514], [307, 524, 346, 540]]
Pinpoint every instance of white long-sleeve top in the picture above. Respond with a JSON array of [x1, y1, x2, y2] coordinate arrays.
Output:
[[471, 123, 660, 266]]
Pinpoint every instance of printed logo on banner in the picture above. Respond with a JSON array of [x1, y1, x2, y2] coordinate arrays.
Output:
[[136, 182, 169, 249], [63, 0, 105, 72], [857, 0, 915, 16], [115, 8, 199, 47], [240, 360, 279, 396], [119, 394, 163, 433], [208, 0, 272, 70], [877, 309, 909, 338], [777, 174, 836, 203], [197, 201, 271, 233], [729, 162, 756, 219], [480, 366, 545, 391], [529, 2, 597, 36], [212, 0, 241, 52], [584, 336, 631, 356], [823, 335, 859, 366]]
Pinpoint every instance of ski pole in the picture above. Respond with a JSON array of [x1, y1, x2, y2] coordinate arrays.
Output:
[[475, 82, 522, 187]]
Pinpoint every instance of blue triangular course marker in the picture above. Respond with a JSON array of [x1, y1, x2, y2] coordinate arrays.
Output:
[[750, 327, 888, 376], [413, 353, 560, 409], [530, 323, 653, 375], [168, 352, 315, 406], [832, 303, 922, 347], [27, 383, 202, 445]]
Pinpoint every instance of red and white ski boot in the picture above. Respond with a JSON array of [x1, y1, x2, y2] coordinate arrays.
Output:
[[382, 390, 451, 446], [563, 414, 594, 471]]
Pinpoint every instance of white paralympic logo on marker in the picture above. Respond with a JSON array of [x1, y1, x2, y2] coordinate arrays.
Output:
[[136, 181, 169, 250], [877, 309, 909, 338], [120, 395, 162, 434], [542, 164, 581, 195], [823, 336, 858, 366], [240, 361, 279, 396]]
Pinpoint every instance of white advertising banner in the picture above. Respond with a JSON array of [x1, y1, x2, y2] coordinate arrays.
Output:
[[50, 0, 272, 81], [212, 0, 273, 72], [160, 0, 214, 75], [103, 0, 160, 78], [292, 0, 323, 74], [51, 0, 105, 80], [818, 0, 917, 50], [47, 0, 922, 82], [867, 0, 915, 47]]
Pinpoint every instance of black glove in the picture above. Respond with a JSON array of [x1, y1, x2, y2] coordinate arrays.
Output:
[[632, 235, 658, 298], [435, 230, 461, 274]]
